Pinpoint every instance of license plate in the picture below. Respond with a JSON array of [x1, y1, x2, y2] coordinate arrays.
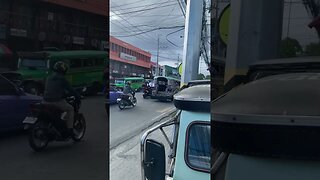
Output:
[[23, 117, 37, 124]]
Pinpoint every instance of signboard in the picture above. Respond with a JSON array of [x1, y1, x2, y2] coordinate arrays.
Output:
[[0, 24, 6, 39], [178, 63, 182, 76], [218, 4, 230, 45], [120, 52, 137, 61], [73, 36, 85, 45], [10, 28, 27, 37]]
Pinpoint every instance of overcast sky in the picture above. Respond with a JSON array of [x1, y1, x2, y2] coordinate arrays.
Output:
[[110, 0, 211, 76]]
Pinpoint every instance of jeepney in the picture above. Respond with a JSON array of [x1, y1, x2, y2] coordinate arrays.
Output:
[[151, 76, 180, 101], [141, 84, 210, 180]]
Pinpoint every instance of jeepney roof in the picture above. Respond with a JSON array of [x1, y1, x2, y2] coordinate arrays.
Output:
[[213, 72, 320, 117], [18, 50, 107, 59], [174, 84, 210, 112]]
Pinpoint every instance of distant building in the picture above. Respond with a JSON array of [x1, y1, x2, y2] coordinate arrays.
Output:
[[163, 65, 180, 79], [150, 61, 163, 77], [0, 0, 108, 52], [109, 36, 151, 81]]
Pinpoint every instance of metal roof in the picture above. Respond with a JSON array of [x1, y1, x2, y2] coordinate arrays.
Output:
[[213, 73, 320, 118], [174, 84, 210, 112]]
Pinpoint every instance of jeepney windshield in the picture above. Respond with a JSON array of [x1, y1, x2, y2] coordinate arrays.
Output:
[[20, 58, 48, 70], [186, 122, 211, 171], [115, 79, 124, 84]]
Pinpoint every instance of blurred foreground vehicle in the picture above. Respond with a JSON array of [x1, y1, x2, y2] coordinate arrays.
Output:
[[212, 56, 320, 180], [141, 84, 210, 180], [0, 74, 42, 133]]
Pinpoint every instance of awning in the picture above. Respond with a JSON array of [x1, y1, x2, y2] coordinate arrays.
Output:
[[0, 44, 13, 57]]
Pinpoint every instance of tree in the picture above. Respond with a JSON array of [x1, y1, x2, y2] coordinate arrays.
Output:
[[305, 42, 320, 55], [197, 73, 205, 80], [205, 75, 211, 79], [280, 37, 303, 58]]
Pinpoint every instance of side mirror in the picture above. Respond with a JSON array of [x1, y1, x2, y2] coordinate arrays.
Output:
[[144, 139, 166, 180], [16, 87, 25, 96]]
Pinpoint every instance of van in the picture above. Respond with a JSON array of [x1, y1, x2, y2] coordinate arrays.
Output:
[[141, 84, 210, 180], [16, 50, 107, 95]]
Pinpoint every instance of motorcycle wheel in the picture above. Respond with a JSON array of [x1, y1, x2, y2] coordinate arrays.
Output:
[[118, 100, 125, 110], [28, 121, 49, 152], [72, 114, 86, 142], [143, 94, 147, 99], [132, 98, 137, 106]]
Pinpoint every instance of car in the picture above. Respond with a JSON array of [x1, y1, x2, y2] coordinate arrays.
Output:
[[0, 74, 42, 133], [109, 85, 123, 104]]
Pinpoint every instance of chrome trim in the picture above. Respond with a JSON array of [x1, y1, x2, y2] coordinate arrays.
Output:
[[141, 110, 181, 180]]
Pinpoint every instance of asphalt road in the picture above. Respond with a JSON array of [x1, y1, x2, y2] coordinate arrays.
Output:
[[0, 95, 108, 180], [110, 92, 175, 149]]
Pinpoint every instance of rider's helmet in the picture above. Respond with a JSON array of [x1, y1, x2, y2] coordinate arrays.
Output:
[[53, 61, 69, 75], [126, 81, 131, 86]]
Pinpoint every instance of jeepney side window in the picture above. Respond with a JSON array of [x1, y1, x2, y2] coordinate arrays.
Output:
[[185, 122, 210, 172]]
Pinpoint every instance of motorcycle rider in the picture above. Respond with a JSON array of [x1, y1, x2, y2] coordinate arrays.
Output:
[[43, 61, 81, 137], [123, 81, 134, 102]]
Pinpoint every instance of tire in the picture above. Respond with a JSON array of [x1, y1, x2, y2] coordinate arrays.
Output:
[[118, 100, 125, 110], [143, 94, 147, 99], [132, 98, 137, 106], [72, 114, 86, 142], [28, 121, 49, 152]]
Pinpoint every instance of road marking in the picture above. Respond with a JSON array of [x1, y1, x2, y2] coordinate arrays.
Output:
[[157, 107, 173, 113]]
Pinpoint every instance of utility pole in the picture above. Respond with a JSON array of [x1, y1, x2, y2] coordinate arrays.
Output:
[[287, 0, 292, 37], [181, 0, 203, 86], [156, 35, 160, 76]]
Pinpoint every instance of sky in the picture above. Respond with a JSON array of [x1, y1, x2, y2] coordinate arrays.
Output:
[[110, 0, 211, 76]]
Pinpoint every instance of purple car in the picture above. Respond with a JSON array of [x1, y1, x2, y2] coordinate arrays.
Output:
[[109, 85, 123, 104], [0, 75, 42, 133]]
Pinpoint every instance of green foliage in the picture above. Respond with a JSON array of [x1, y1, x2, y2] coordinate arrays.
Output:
[[197, 73, 205, 80], [305, 42, 320, 56], [205, 75, 211, 79], [280, 37, 303, 58]]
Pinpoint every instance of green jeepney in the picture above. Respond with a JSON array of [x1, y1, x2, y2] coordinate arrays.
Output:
[[16, 50, 107, 95], [115, 77, 144, 91]]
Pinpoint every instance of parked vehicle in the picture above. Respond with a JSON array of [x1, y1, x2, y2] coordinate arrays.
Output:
[[109, 85, 123, 104], [15, 50, 107, 95], [0, 74, 42, 133], [117, 91, 137, 110], [141, 84, 210, 180], [115, 77, 145, 92], [23, 96, 86, 152], [151, 76, 180, 101]]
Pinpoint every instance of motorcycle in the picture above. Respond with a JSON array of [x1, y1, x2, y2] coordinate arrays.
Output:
[[23, 96, 86, 152], [117, 91, 137, 110], [142, 84, 152, 99]]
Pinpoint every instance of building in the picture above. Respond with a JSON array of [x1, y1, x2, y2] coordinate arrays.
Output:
[[150, 61, 163, 77], [0, 0, 108, 52], [109, 36, 151, 81], [163, 65, 180, 79]]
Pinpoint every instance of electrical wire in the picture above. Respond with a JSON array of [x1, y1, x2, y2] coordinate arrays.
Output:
[[113, 26, 185, 37], [166, 28, 185, 47]]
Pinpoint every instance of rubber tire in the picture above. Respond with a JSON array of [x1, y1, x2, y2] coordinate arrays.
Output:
[[28, 122, 49, 152], [118, 100, 125, 110], [72, 114, 86, 142], [143, 94, 147, 99]]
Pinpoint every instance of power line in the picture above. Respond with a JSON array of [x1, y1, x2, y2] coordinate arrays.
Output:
[[112, 3, 179, 16], [113, 26, 185, 37], [111, 0, 175, 11], [166, 28, 185, 47], [110, 0, 150, 9]]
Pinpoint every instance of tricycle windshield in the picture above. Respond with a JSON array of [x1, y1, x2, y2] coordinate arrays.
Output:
[[186, 122, 211, 172]]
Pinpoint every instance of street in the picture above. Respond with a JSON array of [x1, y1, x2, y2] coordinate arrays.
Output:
[[0, 95, 108, 180], [110, 93, 176, 180], [110, 92, 175, 149]]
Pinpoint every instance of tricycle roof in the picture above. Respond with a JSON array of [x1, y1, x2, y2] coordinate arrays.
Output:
[[174, 84, 210, 112]]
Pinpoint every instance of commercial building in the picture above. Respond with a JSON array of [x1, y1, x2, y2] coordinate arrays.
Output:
[[150, 61, 163, 77], [0, 0, 108, 52], [109, 36, 151, 81], [163, 65, 180, 79]]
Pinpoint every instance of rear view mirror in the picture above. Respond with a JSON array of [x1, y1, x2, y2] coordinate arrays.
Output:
[[144, 139, 166, 180]]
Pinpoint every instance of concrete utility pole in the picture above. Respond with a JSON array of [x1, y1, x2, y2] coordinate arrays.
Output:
[[156, 35, 160, 76], [224, 0, 284, 91], [181, 0, 203, 86]]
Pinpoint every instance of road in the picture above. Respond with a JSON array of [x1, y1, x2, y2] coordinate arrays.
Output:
[[109, 92, 175, 149], [110, 92, 176, 180], [0, 95, 108, 180]]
